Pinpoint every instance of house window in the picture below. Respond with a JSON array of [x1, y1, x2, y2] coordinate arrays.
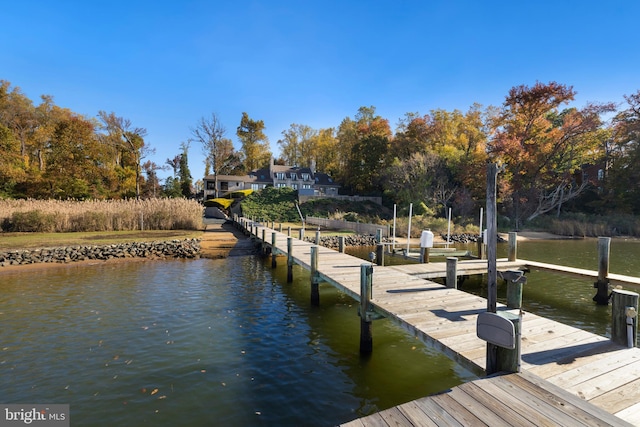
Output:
[[277, 172, 285, 180], [206, 181, 216, 190], [302, 184, 311, 189], [302, 173, 310, 181], [251, 184, 259, 190], [291, 173, 297, 180], [292, 184, 298, 190], [597, 169, 604, 180], [220, 182, 229, 191], [276, 183, 287, 188]]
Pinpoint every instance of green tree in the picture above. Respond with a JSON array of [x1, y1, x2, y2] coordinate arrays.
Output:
[[391, 105, 490, 214], [163, 176, 182, 198], [312, 128, 338, 174], [179, 142, 193, 198], [383, 152, 453, 214], [0, 80, 35, 163], [337, 106, 392, 194], [0, 123, 24, 197], [98, 111, 151, 199], [236, 112, 271, 171], [42, 112, 101, 198], [277, 123, 317, 167], [141, 160, 165, 198]]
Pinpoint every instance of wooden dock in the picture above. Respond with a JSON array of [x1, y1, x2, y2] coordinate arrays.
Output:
[[387, 258, 640, 290], [242, 220, 640, 425], [341, 370, 634, 426]]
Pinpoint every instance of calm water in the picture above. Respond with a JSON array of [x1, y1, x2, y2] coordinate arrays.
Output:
[[0, 257, 474, 426]]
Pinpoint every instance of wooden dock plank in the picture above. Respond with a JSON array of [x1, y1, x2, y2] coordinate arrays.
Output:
[[525, 341, 626, 379], [413, 397, 465, 427], [455, 379, 542, 427], [566, 359, 640, 401], [615, 402, 640, 426], [444, 386, 512, 427], [396, 401, 439, 427], [543, 347, 640, 389], [503, 372, 634, 427], [591, 376, 640, 415], [378, 406, 415, 427], [428, 392, 488, 426]]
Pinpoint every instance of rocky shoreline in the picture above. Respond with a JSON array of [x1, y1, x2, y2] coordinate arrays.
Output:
[[0, 239, 201, 267], [303, 233, 505, 248], [303, 234, 383, 249]]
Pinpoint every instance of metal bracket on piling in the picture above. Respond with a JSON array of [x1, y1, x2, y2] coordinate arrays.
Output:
[[593, 280, 611, 305], [357, 306, 385, 322]]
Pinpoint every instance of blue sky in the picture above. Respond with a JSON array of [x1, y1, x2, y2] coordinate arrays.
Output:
[[2, 0, 638, 182]]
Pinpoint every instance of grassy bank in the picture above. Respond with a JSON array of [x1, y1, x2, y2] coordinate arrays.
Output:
[[0, 230, 203, 251]]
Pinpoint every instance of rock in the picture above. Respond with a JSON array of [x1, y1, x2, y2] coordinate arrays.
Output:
[[0, 238, 203, 267]]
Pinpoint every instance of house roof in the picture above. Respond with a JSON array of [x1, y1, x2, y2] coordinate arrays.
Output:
[[204, 174, 251, 182], [247, 168, 273, 183], [205, 165, 340, 187], [271, 165, 314, 179], [314, 172, 339, 187]]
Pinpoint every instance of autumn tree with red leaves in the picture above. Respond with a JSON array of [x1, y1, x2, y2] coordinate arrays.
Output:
[[488, 81, 615, 228]]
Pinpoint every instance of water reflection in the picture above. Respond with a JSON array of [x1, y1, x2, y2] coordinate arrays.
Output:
[[0, 257, 474, 427]]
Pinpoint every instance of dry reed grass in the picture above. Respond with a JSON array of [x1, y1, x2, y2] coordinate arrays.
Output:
[[548, 215, 640, 237], [0, 199, 204, 232]]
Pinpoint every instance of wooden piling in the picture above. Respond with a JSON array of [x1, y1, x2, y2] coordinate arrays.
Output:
[[310, 246, 320, 306], [611, 289, 639, 347], [316, 230, 321, 245], [593, 237, 611, 305], [286, 237, 293, 283], [446, 257, 457, 289], [299, 228, 304, 241], [359, 263, 373, 354], [376, 244, 384, 266], [261, 229, 266, 255], [486, 162, 500, 374], [287, 226, 291, 237], [420, 248, 430, 263], [271, 232, 277, 268], [496, 312, 521, 373], [375, 229, 383, 243], [507, 281, 523, 309], [339, 236, 345, 253], [508, 232, 517, 262], [279, 223, 283, 232]]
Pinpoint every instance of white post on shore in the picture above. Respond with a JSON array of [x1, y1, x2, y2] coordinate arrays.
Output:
[[446, 207, 452, 248], [392, 204, 397, 251], [406, 203, 413, 256]]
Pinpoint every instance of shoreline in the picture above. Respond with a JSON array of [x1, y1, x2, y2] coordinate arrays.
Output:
[[1, 226, 633, 276]]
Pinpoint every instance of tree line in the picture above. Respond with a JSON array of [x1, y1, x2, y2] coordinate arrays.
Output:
[[2, 79, 639, 228]]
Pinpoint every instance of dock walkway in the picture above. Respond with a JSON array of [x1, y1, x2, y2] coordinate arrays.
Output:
[[341, 370, 634, 426], [244, 220, 640, 425]]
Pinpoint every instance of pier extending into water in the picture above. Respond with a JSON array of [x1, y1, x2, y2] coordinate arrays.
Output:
[[237, 217, 640, 425]]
